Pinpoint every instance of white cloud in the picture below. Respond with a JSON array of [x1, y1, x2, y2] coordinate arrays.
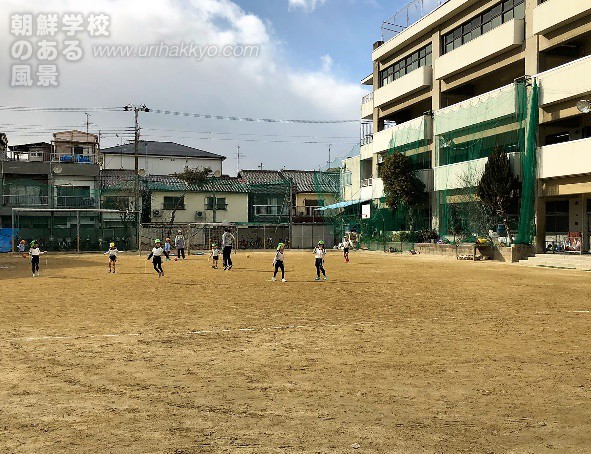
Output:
[[287, 0, 327, 13], [0, 0, 361, 171]]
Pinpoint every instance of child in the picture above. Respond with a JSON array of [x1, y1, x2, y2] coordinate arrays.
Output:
[[164, 237, 172, 261], [343, 236, 351, 263], [29, 241, 46, 277], [272, 242, 286, 282], [104, 242, 119, 273], [17, 239, 26, 258], [210, 243, 220, 269], [147, 239, 167, 277], [175, 230, 186, 260], [313, 240, 327, 281]]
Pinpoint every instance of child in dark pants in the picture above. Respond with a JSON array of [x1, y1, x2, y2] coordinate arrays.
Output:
[[29, 241, 46, 277], [313, 240, 327, 281], [147, 239, 168, 277], [272, 242, 286, 282]]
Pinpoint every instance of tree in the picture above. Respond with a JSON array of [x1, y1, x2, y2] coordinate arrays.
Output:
[[476, 147, 520, 244], [167, 166, 212, 235], [380, 152, 427, 231]]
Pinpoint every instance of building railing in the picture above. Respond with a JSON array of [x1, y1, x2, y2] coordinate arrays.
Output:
[[362, 92, 374, 104], [361, 134, 374, 146], [253, 205, 289, 216], [361, 178, 373, 187], [2, 194, 49, 207], [381, 0, 451, 42], [56, 196, 97, 208], [293, 206, 325, 223], [51, 153, 97, 164]]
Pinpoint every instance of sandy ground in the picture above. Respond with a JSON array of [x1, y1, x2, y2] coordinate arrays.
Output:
[[0, 249, 590, 453]]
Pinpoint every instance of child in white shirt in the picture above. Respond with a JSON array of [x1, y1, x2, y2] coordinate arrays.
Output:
[[272, 243, 286, 282], [210, 243, 220, 269], [29, 241, 46, 277], [147, 239, 166, 277], [104, 242, 119, 273], [313, 240, 327, 281]]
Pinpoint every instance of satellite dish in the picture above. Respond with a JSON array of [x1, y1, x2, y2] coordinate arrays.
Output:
[[138, 169, 146, 176], [213, 170, 222, 177], [53, 165, 63, 174], [576, 100, 591, 114]]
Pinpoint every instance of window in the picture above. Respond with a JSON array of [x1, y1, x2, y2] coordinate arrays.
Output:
[[379, 44, 432, 88], [206, 197, 227, 210], [343, 171, 352, 186], [442, 0, 525, 54], [103, 196, 131, 210], [163, 196, 185, 210], [545, 200, 569, 233]]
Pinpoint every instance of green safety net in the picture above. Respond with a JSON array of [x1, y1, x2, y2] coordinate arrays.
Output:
[[435, 81, 538, 243], [2, 174, 139, 251]]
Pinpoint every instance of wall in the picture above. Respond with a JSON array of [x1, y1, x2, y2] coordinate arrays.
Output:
[[102, 154, 223, 176], [151, 190, 248, 224]]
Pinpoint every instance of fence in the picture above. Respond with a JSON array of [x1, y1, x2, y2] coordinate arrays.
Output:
[[139, 222, 335, 252]]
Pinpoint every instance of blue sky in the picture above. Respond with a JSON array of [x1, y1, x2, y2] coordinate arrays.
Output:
[[237, 0, 405, 82], [0, 0, 410, 172]]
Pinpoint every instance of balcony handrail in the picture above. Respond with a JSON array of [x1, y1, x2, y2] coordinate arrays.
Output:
[[361, 92, 374, 104], [2, 194, 49, 206], [56, 195, 97, 208], [51, 152, 97, 164], [361, 177, 373, 187]]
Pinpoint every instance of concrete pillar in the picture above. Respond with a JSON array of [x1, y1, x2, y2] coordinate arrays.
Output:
[[524, 0, 540, 76], [535, 189, 546, 253]]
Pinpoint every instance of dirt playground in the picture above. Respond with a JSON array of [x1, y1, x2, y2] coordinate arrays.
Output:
[[0, 250, 590, 453]]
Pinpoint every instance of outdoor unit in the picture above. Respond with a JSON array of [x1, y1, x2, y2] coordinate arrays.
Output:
[[152, 209, 162, 217]]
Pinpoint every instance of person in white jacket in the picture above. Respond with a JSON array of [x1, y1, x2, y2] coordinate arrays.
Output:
[[313, 240, 327, 281], [29, 241, 46, 277], [272, 243, 286, 282]]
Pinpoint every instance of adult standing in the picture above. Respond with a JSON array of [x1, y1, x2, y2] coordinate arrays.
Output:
[[175, 229, 186, 260], [222, 227, 235, 270]]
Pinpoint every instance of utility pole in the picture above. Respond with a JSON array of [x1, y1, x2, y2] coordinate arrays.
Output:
[[258, 162, 263, 171], [124, 103, 150, 249], [236, 145, 245, 175], [84, 112, 91, 136]]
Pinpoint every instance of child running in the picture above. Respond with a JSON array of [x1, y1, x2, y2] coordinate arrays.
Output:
[[164, 237, 172, 261], [210, 243, 220, 269], [104, 242, 119, 273], [313, 240, 327, 281], [29, 241, 46, 277], [147, 239, 168, 277], [272, 242, 286, 282], [17, 239, 26, 258], [343, 236, 351, 263]]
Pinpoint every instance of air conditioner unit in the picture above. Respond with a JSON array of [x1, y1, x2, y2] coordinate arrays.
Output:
[[152, 209, 162, 217], [195, 211, 204, 220]]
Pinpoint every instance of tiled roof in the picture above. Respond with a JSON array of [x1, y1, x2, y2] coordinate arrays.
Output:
[[101, 141, 226, 160], [239, 169, 340, 194], [146, 175, 248, 193]]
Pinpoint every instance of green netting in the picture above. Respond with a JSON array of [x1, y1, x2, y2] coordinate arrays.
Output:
[[435, 81, 538, 243]]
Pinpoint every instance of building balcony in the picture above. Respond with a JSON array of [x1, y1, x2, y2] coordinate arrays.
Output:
[[537, 55, 591, 107], [55, 196, 98, 209], [538, 137, 591, 180], [253, 205, 289, 217], [51, 153, 97, 164], [533, 0, 591, 36], [434, 19, 524, 80], [361, 92, 374, 119], [374, 115, 432, 154], [374, 66, 432, 109], [360, 141, 374, 160], [434, 152, 520, 192], [434, 83, 517, 137], [2, 194, 49, 207]]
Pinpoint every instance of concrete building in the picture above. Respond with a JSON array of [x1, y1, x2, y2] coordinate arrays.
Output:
[[101, 141, 225, 176], [345, 0, 591, 251], [1, 133, 101, 229]]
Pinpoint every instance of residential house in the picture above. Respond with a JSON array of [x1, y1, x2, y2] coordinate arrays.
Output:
[[101, 140, 225, 176]]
